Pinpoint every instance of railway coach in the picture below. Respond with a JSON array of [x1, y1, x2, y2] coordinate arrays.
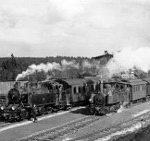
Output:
[[143, 77, 150, 100], [127, 79, 147, 102], [55, 77, 100, 106]]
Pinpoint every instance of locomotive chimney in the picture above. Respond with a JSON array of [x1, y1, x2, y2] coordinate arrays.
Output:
[[97, 75, 103, 93], [14, 82, 18, 88]]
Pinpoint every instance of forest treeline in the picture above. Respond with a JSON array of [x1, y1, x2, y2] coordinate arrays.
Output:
[[0, 54, 92, 81], [0, 54, 148, 81]]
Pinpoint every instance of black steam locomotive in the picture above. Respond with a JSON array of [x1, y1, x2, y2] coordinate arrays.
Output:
[[0, 77, 100, 121]]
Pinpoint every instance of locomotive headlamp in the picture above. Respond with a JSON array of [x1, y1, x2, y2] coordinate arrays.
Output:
[[0, 106, 4, 110], [11, 106, 15, 110]]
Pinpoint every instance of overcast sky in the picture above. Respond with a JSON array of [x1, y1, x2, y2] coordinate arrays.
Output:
[[0, 0, 150, 57]]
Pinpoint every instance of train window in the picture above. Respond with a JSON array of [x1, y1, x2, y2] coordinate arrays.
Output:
[[136, 86, 137, 92], [126, 86, 130, 92], [83, 86, 86, 93], [74, 87, 77, 94], [116, 84, 119, 89], [120, 85, 124, 91], [91, 85, 94, 91], [136, 86, 139, 92], [96, 84, 99, 91], [135, 86, 137, 92], [134, 86, 136, 92], [139, 86, 141, 91], [133, 86, 135, 92], [132, 87, 134, 92], [138, 86, 140, 91], [78, 87, 81, 93], [141, 86, 142, 90]]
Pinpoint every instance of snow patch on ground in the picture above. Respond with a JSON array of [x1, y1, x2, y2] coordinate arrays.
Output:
[[133, 109, 150, 118], [117, 105, 125, 113], [62, 137, 73, 141], [96, 122, 143, 141]]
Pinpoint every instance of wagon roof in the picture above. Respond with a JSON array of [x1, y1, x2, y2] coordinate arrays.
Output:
[[84, 77, 100, 83], [127, 79, 147, 86], [42, 80, 61, 86], [103, 80, 129, 85], [143, 77, 150, 83], [103, 78, 147, 86], [62, 79, 87, 86]]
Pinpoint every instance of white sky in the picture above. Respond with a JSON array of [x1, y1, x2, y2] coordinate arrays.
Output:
[[0, 0, 150, 57]]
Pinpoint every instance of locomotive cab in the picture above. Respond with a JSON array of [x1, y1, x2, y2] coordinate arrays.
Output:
[[103, 81, 130, 105], [8, 88, 20, 104]]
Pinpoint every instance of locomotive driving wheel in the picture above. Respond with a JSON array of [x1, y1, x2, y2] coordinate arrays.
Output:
[[47, 107, 53, 113], [38, 106, 46, 115], [16, 108, 27, 121], [58, 102, 66, 110]]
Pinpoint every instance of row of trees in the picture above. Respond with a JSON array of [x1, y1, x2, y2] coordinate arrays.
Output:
[[0, 54, 149, 81], [0, 54, 94, 81]]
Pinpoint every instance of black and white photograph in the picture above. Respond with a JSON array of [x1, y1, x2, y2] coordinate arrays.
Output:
[[0, 0, 150, 141]]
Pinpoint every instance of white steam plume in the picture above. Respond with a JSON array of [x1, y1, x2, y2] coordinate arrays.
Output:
[[16, 62, 61, 81], [82, 60, 101, 69], [16, 59, 103, 81], [106, 47, 150, 77], [61, 59, 79, 70], [16, 59, 84, 81], [82, 60, 93, 68]]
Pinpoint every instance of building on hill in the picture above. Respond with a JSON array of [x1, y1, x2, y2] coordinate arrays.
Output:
[[121, 71, 136, 79], [92, 51, 113, 65]]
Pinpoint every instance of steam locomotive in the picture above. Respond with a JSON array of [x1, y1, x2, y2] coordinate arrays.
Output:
[[90, 78, 150, 115], [0, 77, 100, 121]]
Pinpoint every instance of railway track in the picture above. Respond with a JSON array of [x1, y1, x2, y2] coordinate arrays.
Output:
[[15, 115, 103, 141], [0, 106, 88, 134], [69, 112, 150, 141], [0, 120, 11, 128], [1, 103, 150, 141], [16, 111, 150, 141]]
